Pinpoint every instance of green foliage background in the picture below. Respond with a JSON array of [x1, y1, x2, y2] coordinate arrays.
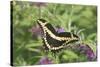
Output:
[[11, 1, 97, 66]]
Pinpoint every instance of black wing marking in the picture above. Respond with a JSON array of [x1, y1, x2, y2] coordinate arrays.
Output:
[[46, 32, 66, 47], [58, 32, 79, 39], [58, 32, 71, 37], [45, 23, 57, 35]]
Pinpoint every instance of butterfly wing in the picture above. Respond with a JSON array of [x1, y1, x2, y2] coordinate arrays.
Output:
[[58, 32, 71, 37], [43, 32, 67, 53], [58, 32, 79, 44], [45, 23, 57, 35]]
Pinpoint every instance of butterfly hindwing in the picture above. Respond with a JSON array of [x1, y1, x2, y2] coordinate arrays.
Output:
[[45, 32, 66, 47]]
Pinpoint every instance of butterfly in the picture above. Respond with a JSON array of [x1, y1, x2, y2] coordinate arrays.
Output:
[[37, 19, 79, 53]]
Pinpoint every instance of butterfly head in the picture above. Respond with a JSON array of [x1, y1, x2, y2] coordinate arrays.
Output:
[[37, 19, 47, 27]]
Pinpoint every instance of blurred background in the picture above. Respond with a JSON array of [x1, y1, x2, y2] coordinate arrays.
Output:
[[11, 1, 97, 66]]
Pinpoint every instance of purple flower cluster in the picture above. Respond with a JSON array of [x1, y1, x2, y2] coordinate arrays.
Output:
[[30, 2, 46, 7], [55, 27, 65, 33], [29, 25, 43, 38], [38, 57, 53, 65], [78, 44, 96, 61]]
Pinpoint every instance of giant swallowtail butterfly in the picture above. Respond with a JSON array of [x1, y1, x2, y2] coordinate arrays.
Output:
[[37, 19, 79, 53]]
